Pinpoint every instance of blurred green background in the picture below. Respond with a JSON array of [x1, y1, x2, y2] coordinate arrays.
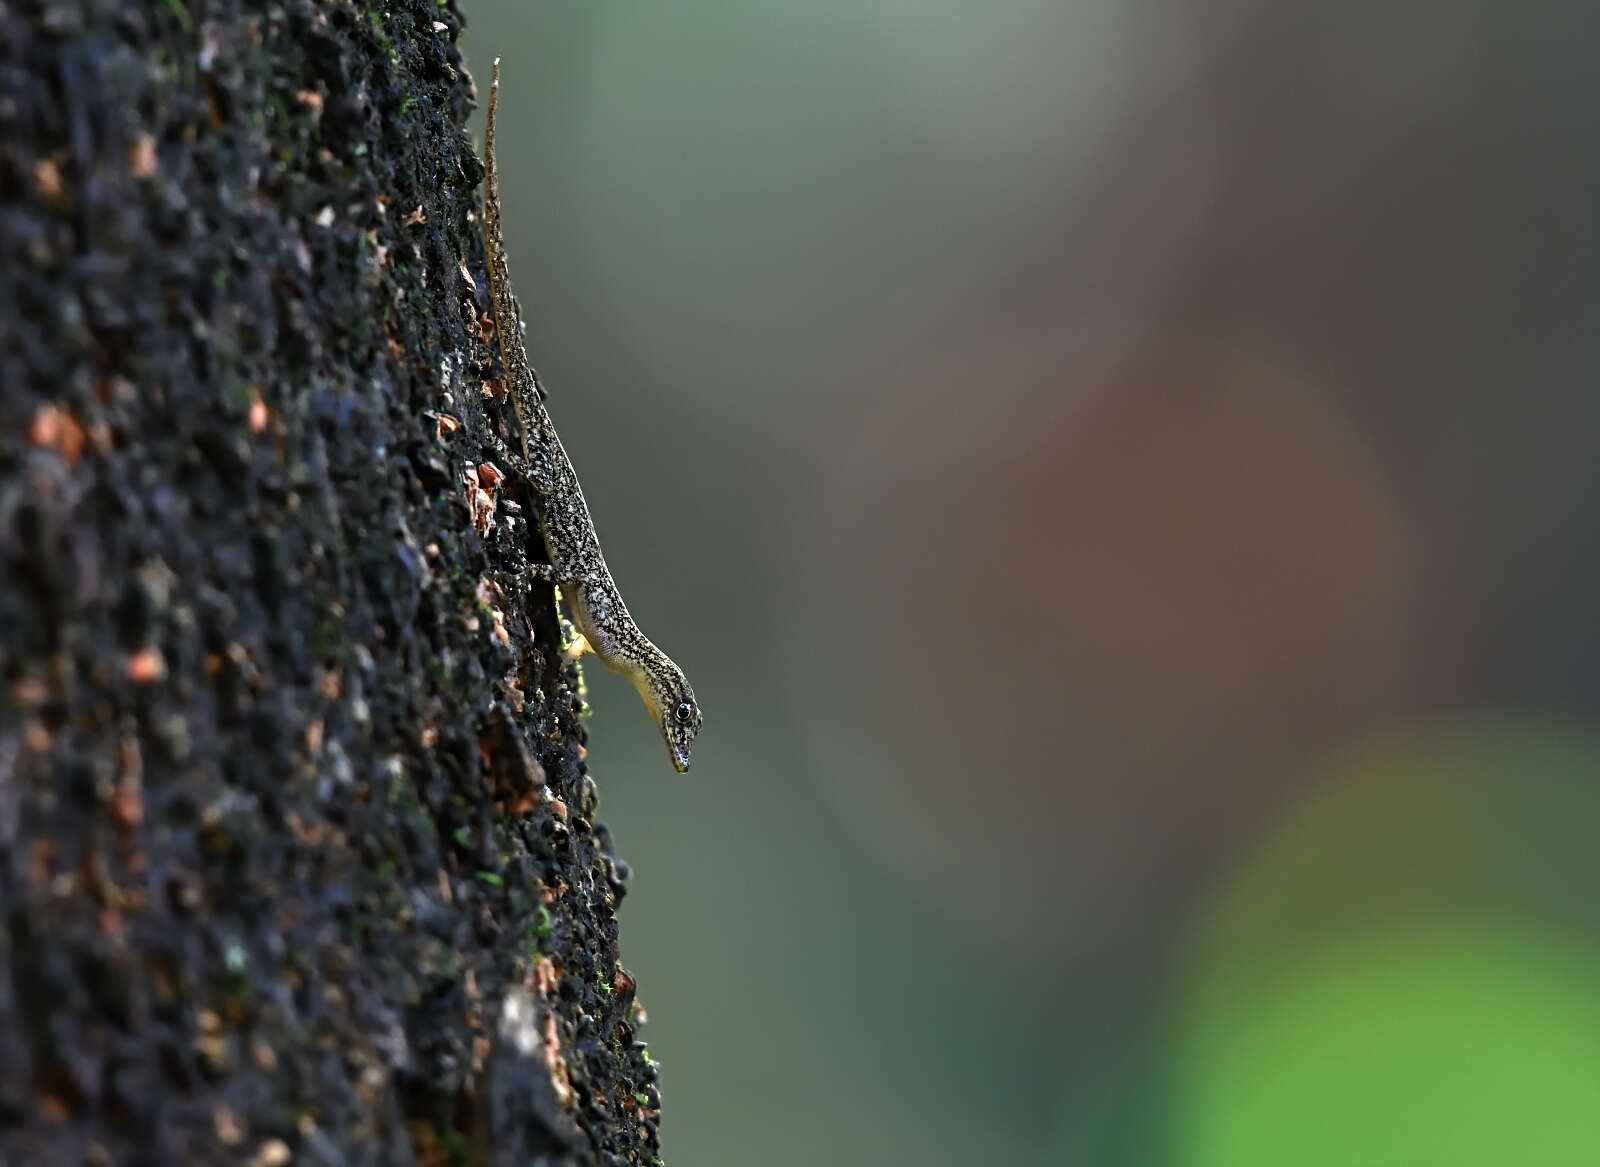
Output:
[[460, 4, 1600, 1163]]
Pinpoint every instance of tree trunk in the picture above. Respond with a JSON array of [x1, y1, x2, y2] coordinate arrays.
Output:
[[0, 2, 660, 1163]]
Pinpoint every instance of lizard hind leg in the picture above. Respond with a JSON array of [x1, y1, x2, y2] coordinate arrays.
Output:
[[483, 429, 554, 499]]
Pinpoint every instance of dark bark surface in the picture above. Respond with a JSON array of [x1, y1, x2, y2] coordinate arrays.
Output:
[[0, 1, 660, 1164]]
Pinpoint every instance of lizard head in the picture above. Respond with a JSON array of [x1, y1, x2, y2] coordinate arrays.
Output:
[[639, 658, 702, 772], [659, 684, 703, 773]]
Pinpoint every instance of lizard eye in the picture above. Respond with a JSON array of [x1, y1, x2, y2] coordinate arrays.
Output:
[[673, 700, 695, 725]]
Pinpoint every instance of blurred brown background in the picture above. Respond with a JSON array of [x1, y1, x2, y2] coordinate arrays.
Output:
[[463, 3, 1600, 1163]]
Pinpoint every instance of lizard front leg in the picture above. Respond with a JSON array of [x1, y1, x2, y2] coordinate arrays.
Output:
[[518, 562, 594, 661]]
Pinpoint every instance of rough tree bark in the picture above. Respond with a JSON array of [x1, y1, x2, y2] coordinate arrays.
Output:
[[0, 1, 661, 1164]]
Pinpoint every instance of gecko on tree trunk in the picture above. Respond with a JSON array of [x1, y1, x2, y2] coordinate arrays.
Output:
[[483, 59, 704, 773]]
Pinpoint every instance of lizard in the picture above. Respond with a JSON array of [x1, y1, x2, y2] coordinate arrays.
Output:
[[482, 58, 703, 772]]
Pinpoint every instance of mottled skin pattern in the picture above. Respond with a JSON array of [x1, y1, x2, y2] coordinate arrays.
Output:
[[484, 60, 703, 771]]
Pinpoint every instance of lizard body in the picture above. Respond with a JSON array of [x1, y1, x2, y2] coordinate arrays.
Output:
[[483, 59, 703, 772]]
